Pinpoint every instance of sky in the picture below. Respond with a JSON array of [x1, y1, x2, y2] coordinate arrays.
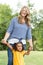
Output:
[[30, 0, 43, 10], [0, 0, 28, 13], [0, 0, 43, 13]]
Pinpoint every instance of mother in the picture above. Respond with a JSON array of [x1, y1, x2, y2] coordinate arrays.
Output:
[[2, 6, 33, 65]]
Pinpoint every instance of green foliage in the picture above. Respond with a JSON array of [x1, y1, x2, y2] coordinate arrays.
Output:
[[0, 4, 12, 24], [0, 4, 12, 50], [34, 20, 43, 51], [31, 11, 43, 51], [0, 4, 19, 50], [28, 0, 43, 51]]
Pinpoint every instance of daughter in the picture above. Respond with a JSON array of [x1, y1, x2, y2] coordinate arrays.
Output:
[[2, 42, 30, 65]]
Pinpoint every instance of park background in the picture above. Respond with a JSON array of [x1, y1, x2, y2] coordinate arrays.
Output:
[[0, 0, 43, 65]]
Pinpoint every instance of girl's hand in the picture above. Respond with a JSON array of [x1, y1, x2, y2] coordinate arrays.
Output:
[[29, 46, 33, 51]]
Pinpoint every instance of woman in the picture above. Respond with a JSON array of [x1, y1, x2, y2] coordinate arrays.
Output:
[[1, 6, 33, 65]]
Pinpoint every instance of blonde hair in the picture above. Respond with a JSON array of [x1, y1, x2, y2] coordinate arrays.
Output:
[[18, 6, 30, 26]]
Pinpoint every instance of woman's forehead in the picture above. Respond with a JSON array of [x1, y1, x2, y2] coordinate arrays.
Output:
[[22, 7, 28, 11]]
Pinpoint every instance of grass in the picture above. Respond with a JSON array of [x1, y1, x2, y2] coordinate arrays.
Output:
[[0, 51, 43, 65]]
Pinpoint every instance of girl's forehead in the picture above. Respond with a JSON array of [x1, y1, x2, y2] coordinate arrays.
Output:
[[17, 43, 22, 46]]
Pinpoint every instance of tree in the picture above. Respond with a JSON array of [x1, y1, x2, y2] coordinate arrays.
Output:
[[0, 4, 12, 50], [27, 0, 43, 50]]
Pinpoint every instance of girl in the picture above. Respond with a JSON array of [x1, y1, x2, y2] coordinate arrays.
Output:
[[1, 6, 33, 65], [2, 42, 30, 65]]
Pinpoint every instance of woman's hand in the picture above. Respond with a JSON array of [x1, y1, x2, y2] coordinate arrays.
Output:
[[1, 39, 7, 45], [1, 39, 13, 50]]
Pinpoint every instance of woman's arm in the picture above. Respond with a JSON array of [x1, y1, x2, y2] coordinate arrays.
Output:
[[1, 18, 14, 44], [26, 26, 33, 50], [1, 32, 10, 44], [3, 32, 10, 41], [27, 39, 33, 50]]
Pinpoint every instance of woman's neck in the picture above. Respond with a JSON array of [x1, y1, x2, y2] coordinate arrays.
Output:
[[21, 16, 25, 19], [21, 17, 25, 24]]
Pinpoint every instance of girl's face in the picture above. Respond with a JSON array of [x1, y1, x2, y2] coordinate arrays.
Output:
[[16, 43, 23, 52]]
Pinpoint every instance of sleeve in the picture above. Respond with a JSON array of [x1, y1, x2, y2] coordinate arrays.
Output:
[[12, 49, 15, 54], [6, 18, 14, 34], [26, 26, 32, 40], [22, 50, 27, 55]]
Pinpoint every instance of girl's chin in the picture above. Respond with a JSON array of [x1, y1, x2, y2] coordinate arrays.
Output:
[[17, 49, 22, 52]]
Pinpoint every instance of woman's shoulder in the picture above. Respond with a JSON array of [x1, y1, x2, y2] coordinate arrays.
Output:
[[12, 16, 18, 21], [10, 16, 18, 24]]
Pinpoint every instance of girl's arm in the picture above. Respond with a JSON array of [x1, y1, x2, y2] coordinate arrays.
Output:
[[6, 43, 13, 50], [24, 50, 30, 55], [24, 47, 31, 55], [2, 41, 13, 50]]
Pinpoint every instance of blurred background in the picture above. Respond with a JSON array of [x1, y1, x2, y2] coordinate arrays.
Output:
[[0, 0, 43, 51]]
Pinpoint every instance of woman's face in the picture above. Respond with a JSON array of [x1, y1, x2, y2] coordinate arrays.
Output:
[[20, 7, 29, 17], [16, 43, 23, 52]]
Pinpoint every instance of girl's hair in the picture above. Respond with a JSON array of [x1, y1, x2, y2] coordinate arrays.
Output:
[[18, 6, 30, 26], [13, 42, 24, 51]]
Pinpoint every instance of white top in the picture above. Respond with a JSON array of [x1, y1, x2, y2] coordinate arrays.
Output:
[[8, 38, 26, 44]]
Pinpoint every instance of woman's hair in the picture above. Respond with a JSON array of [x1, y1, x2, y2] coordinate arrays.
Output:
[[18, 6, 30, 26], [13, 42, 24, 51]]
